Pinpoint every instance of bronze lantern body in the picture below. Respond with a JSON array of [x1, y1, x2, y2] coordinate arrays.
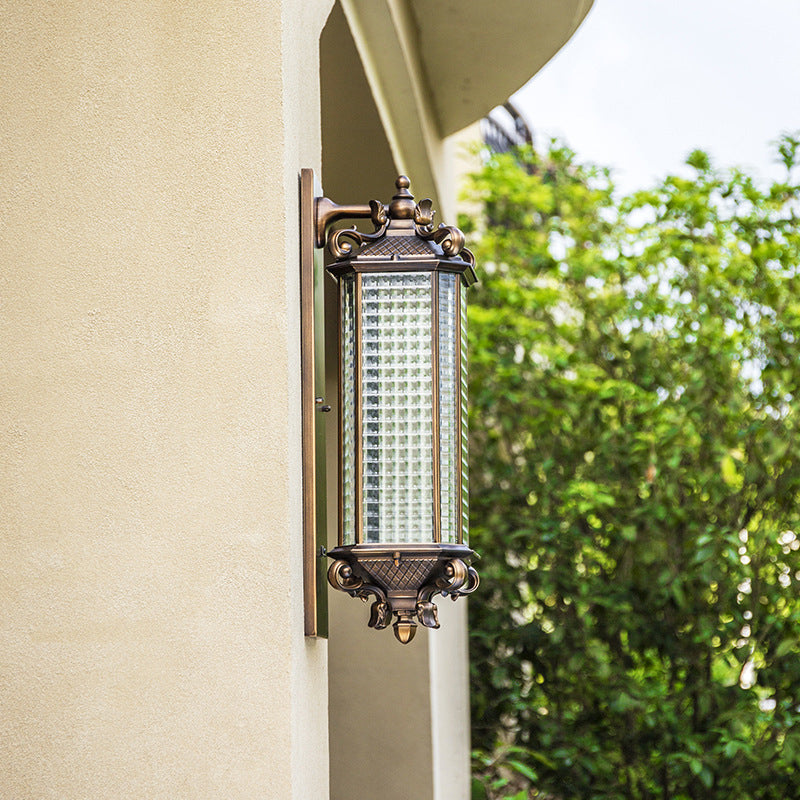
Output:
[[322, 176, 479, 643]]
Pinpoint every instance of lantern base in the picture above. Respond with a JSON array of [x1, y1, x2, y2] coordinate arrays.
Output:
[[327, 543, 479, 644]]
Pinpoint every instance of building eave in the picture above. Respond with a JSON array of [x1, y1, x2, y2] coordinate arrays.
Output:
[[414, 0, 594, 136], [340, 0, 593, 208]]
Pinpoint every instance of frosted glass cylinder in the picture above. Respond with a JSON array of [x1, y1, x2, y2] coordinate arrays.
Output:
[[339, 269, 465, 546]]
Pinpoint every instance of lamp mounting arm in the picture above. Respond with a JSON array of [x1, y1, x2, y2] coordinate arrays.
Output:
[[314, 197, 384, 248]]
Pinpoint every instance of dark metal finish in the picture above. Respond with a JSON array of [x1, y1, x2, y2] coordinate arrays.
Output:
[[327, 543, 479, 644], [481, 100, 534, 155], [321, 177, 476, 285], [308, 173, 479, 643], [314, 197, 375, 249]]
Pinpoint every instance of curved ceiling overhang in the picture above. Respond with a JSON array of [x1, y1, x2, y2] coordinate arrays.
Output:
[[339, 0, 593, 207], [411, 0, 594, 136]]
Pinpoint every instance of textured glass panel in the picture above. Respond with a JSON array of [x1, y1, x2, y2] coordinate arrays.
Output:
[[460, 284, 469, 544], [438, 273, 459, 543], [341, 274, 357, 545], [361, 272, 433, 543]]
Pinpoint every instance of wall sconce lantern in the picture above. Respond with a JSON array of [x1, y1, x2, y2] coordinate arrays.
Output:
[[301, 171, 479, 644]]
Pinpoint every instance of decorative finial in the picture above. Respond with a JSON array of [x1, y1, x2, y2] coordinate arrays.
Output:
[[389, 175, 415, 220], [393, 616, 417, 644]]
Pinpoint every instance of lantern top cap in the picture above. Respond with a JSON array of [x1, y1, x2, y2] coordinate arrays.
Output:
[[323, 176, 475, 284]]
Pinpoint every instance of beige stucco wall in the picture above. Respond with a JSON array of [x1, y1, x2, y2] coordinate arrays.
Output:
[[0, 2, 332, 797]]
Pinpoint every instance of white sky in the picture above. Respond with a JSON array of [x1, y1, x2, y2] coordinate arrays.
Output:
[[514, 0, 800, 195]]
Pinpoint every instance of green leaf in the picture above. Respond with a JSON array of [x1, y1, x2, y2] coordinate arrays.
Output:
[[471, 778, 488, 800], [775, 639, 798, 658], [621, 525, 637, 542], [699, 766, 714, 789], [721, 454, 744, 489], [507, 759, 538, 783]]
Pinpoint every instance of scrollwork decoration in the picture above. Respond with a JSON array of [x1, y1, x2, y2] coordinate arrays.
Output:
[[450, 565, 480, 599], [413, 197, 435, 231], [327, 559, 391, 630], [327, 217, 390, 259], [326, 200, 388, 259], [414, 217, 474, 265], [431, 224, 465, 257], [416, 601, 439, 629], [368, 600, 392, 630], [434, 557, 469, 591], [327, 559, 362, 592], [369, 199, 388, 227], [460, 246, 476, 268], [329, 550, 479, 641], [323, 178, 474, 267], [413, 558, 480, 628]]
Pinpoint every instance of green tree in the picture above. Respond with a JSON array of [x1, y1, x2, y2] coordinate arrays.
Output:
[[465, 138, 800, 800]]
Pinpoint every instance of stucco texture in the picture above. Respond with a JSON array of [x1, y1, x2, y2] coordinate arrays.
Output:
[[0, 2, 330, 797]]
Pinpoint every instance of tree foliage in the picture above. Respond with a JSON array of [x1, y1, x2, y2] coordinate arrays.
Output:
[[465, 137, 800, 799]]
